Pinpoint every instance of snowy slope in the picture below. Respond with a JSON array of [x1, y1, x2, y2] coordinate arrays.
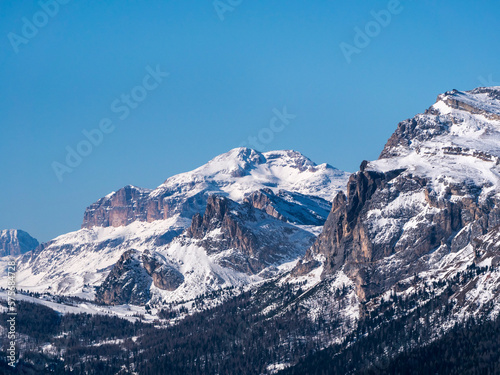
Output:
[[372, 87, 500, 197], [0, 291, 154, 322], [8, 214, 311, 309], [7, 215, 256, 305], [8, 217, 189, 299], [152, 148, 347, 202]]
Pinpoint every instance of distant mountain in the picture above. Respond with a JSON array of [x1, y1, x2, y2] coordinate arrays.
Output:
[[0, 229, 38, 257], [93, 195, 317, 305], [13, 148, 349, 308], [82, 148, 348, 229]]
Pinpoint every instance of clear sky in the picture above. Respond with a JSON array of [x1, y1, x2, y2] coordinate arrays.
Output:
[[1, 0, 499, 242]]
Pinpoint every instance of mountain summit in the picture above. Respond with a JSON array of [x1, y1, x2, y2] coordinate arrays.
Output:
[[82, 148, 349, 229], [295, 86, 500, 308]]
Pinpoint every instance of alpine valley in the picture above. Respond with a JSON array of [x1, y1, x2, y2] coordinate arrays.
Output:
[[2, 87, 500, 374]]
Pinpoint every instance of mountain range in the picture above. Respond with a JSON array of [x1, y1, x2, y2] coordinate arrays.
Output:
[[1, 87, 500, 374], [8, 149, 349, 311]]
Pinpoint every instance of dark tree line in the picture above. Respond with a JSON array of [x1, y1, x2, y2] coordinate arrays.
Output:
[[281, 316, 500, 375], [0, 264, 497, 374]]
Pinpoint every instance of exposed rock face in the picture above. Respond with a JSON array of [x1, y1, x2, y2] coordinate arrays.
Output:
[[0, 230, 39, 257], [153, 229, 184, 246], [151, 267, 184, 291], [96, 250, 152, 305], [244, 188, 286, 221], [473, 225, 500, 268], [96, 249, 185, 305], [381, 88, 500, 159], [142, 251, 184, 291], [439, 88, 500, 121], [81, 148, 349, 230], [82, 185, 154, 228], [186, 195, 316, 274], [243, 188, 331, 226], [81, 183, 213, 230], [295, 87, 500, 300]]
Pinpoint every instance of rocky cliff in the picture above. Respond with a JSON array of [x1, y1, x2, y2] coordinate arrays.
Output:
[[295, 87, 500, 301], [243, 188, 331, 226], [185, 195, 316, 274], [95, 250, 152, 305], [96, 249, 185, 305]]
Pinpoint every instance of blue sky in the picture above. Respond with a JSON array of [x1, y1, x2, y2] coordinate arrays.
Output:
[[1, 0, 499, 242]]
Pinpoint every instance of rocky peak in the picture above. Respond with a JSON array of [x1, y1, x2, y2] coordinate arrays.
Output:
[[186, 195, 258, 254], [380, 87, 500, 160], [436, 87, 500, 120], [95, 249, 152, 305], [82, 185, 152, 229], [185, 195, 316, 274], [294, 169, 404, 278], [0, 229, 39, 257], [203, 147, 266, 177], [81, 148, 349, 230], [95, 249, 185, 305], [295, 87, 500, 301], [244, 188, 286, 222]]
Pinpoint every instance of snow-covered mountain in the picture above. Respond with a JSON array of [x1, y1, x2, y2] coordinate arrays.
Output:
[[289, 86, 500, 344], [82, 148, 348, 229], [0, 229, 38, 257], [11, 148, 349, 308]]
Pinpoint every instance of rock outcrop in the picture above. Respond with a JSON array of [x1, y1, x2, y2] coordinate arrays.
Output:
[[96, 249, 185, 305], [82, 185, 153, 228], [186, 195, 316, 274], [243, 188, 331, 226], [142, 251, 184, 291], [96, 250, 152, 305]]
